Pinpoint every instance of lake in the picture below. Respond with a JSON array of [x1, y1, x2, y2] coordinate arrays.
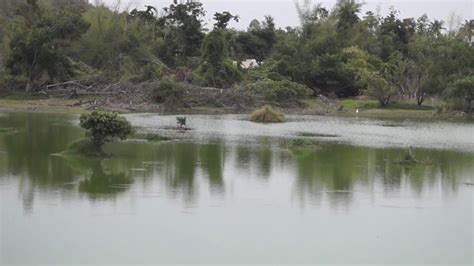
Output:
[[0, 112, 473, 265]]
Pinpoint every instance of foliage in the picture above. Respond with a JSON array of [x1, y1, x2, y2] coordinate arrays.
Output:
[[238, 79, 312, 104], [233, 16, 277, 62], [79, 111, 133, 153], [6, 0, 89, 90], [214, 12, 239, 29], [197, 29, 242, 87], [176, 116, 186, 128], [344, 47, 399, 107], [1, 0, 473, 112], [159, 0, 206, 59], [152, 76, 186, 105], [250, 105, 286, 123], [445, 76, 474, 112]]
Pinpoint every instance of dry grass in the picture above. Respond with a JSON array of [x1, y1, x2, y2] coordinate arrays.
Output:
[[250, 105, 286, 123]]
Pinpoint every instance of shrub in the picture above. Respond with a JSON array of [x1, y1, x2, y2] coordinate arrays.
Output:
[[444, 76, 474, 112], [250, 105, 286, 123], [176, 116, 186, 128], [153, 76, 186, 106], [79, 111, 133, 153], [238, 79, 311, 104], [196, 29, 242, 88]]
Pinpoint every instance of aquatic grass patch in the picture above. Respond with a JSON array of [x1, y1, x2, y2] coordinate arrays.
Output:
[[394, 148, 435, 165], [144, 133, 171, 142], [286, 138, 320, 158], [296, 132, 339, 138], [250, 105, 286, 123], [287, 138, 319, 148], [0, 128, 17, 134]]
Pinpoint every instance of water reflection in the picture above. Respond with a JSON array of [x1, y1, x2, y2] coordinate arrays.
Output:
[[0, 112, 472, 212], [66, 157, 133, 199]]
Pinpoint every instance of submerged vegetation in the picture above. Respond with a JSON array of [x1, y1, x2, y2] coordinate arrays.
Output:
[[287, 138, 319, 148], [250, 105, 286, 123], [0, 127, 17, 134], [144, 133, 170, 142], [0, 0, 472, 115]]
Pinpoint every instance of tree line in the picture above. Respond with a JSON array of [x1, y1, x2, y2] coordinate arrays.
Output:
[[0, 0, 473, 110]]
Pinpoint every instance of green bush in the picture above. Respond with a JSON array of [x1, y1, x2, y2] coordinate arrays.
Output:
[[445, 76, 474, 112], [152, 76, 186, 105], [196, 29, 242, 88], [238, 79, 312, 104], [250, 105, 286, 123], [79, 111, 133, 154]]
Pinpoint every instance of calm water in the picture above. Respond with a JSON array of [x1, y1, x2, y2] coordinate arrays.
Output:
[[0, 112, 473, 265]]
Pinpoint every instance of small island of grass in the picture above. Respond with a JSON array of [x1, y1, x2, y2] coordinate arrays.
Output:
[[250, 105, 286, 123]]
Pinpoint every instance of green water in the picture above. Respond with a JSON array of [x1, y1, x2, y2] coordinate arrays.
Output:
[[0, 112, 473, 264]]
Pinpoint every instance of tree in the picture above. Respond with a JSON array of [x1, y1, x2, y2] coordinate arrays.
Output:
[[445, 76, 474, 112], [344, 47, 399, 107], [197, 29, 241, 87], [234, 16, 277, 63], [160, 0, 206, 58], [457, 20, 473, 43], [335, 0, 362, 30], [295, 0, 328, 28], [6, 0, 89, 90], [213, 11, 239, 29], [429, 20, 445, 36], [79, 111, 133, 153]]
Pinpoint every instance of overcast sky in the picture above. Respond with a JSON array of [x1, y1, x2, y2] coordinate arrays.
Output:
[[97, 0, 473, 30]]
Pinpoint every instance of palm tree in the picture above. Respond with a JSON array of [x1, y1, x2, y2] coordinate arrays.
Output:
[[429, 20, 445, 36], [336, 0, 363, 30], [458, 20, 474, 44]]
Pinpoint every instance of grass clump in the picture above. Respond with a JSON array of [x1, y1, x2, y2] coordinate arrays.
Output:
[[250, 105, 286, 123]]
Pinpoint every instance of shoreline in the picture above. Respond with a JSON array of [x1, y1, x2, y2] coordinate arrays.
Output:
[[0, 91, 471, 122]]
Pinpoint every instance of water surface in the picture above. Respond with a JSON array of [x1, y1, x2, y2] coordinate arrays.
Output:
[[0, 112, 473, 265]]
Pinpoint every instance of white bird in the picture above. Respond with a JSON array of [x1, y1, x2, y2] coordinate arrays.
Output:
[[356, 108, 359, 114]]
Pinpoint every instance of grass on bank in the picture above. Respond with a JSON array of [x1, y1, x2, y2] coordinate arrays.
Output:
[[337, 98, 442, 119]]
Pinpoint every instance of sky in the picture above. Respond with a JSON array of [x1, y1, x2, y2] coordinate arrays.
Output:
[[96, 0, 473, 30]]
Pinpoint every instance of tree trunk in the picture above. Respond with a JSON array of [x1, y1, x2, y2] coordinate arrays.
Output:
[[416, 94, 425, 106], [27, 49, 39, 92], [25, 80, 33, 92], [379, 96, 390, 107]]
